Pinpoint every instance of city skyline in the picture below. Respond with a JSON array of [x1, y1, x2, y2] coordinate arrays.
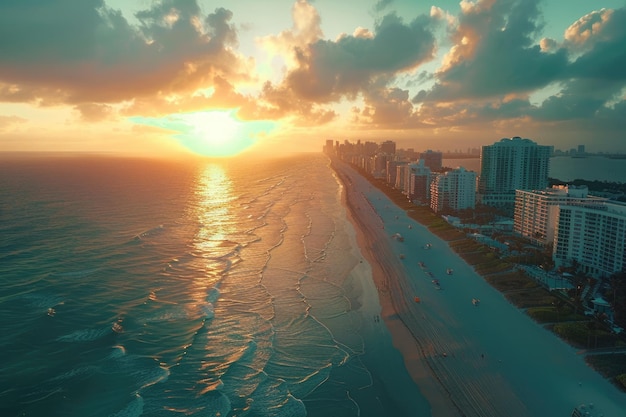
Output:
[[1, 0, 625, 157]]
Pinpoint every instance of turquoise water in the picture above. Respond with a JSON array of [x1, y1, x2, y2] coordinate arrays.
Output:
[[0, 154, 426, 417]]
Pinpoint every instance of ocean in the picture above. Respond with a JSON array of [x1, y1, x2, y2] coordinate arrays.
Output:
[[0, 154, 426, 417]]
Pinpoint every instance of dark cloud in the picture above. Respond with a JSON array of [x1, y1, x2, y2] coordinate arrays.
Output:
[[259, 12, 437, 123], [414, 0, 568, 102], [532, 79, 615, 121], [0, 0, 249, 107], [286, 13, 436, 101]]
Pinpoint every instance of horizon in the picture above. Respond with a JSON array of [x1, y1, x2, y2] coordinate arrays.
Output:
[[1, 0, 626, 157]]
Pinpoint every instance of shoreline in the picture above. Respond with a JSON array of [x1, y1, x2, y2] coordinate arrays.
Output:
[[334, 160, 461, 417], [331, 158, 626, 417]]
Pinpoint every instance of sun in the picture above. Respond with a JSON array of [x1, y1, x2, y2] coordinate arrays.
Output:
[[187, 111, 240, 149], [130, 110, 276, 157], [180, 110, 249, 157]]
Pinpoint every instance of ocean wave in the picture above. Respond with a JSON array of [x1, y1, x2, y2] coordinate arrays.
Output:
[[56, 326, 115, 342], [48, 365, 99, 382], [50, 267, 100, 278], [141, 305, 190, 323], [247, 379, 307, 417], [133, 224, 165, 241], [21, 293, 65, 309], [108, 345, 127, 359], [109, 393, 144, 417], [131, 365, 171, 390]]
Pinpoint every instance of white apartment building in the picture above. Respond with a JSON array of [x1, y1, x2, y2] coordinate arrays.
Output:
[[478, 137, 552, 207], [430, 167, 476, 213], [514, 185, 607, 246], [394, 162, 409, 191], [553, 201, 626, 279]]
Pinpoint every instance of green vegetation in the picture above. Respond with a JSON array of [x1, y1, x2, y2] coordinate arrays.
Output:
[[552, 322, 592, 347], [526, 305, 586, 323], [586, 354, 626, 390]]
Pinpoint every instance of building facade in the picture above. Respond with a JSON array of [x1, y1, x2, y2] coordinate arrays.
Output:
[[409, 160, 431, 204], [379, 140, 396, 155], [553, 201, 626, 279], [430, 167, 476, 213], [420, 150, 443, 172], [478, 137, 552, 208], [514, 185, 607, 246]]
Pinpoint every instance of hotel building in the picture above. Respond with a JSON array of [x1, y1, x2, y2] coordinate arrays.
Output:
[[553, 201, 626, 279], [478, 137, 552, 208], [430, 167, 476, 213], [514, 185, 607, 247]]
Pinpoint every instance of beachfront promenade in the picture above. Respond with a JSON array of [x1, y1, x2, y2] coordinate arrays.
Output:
[[332, 159, 626, 417]]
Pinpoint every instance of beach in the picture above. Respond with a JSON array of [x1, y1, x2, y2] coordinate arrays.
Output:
[[332, 158, 626, 417]]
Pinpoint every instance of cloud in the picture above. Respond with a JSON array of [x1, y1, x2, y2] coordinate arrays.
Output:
[[566, 8, 626, 81], [0, 115, 27, 131], [373, 0, 394, 13], [356, 87, 419, 127], [0, 0, 251, 109], [532, 79, 614, 121], [74, 103, 115, 122], [415, 0, 568, 102], [287, 13, 436, 101], [258, 0, 323, 67], [121, 75, 254, 117], [256, 7, 437, 123], [564, 8, 616, 52]]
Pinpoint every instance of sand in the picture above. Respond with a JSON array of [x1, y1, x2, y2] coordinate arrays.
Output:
[[332, 159, 626, 417]]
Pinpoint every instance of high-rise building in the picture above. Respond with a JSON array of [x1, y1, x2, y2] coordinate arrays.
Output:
[[514, 185, 607, 247], [409, 160, 431, 204], [420, 150, 443, 172], [478, 137, 552, 208], [386, 160, 401, 186], [554, 201, 626, 279], [323, 139, 334, 155], [430, 167, 476, 213], [394, 162, 409, 191], [379, 140, 396, 155], [372, 153, 393, 178]]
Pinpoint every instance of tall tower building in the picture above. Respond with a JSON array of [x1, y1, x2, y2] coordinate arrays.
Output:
[[478, 137, 552, 208], [323, 139, 334, 155], [409, 160, 432, 204], [379, 140, 396, 155], [420, 150, 443, 171]]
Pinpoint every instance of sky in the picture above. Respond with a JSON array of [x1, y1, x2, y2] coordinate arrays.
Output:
[[1, 0, 625, 157]]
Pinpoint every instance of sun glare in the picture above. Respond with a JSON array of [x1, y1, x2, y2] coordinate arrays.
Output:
[[130, 110, 276, 157], [187, 111, 240, 149]]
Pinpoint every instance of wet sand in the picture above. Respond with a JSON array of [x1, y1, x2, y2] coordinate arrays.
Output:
[[332, 158, 626, 417], [335, 160, 462, 417]]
